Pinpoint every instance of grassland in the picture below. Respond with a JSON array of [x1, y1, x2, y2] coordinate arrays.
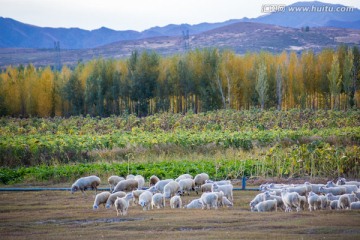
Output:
[[0, 187, 359, 240]]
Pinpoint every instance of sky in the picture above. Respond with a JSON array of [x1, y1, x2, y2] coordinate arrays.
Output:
[[1, 0, 360, 31]]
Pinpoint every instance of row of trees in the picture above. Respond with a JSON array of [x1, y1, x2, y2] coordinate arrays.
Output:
[[1, 46, 359, 117]]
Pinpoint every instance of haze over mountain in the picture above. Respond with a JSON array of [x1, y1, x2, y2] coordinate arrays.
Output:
[[1, 1, 360, 50]]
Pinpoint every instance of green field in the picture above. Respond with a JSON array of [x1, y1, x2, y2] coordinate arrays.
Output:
[[0, 109, 359, 184]]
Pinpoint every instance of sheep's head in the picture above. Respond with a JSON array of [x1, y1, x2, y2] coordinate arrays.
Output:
[[71, 185, 79, 194]]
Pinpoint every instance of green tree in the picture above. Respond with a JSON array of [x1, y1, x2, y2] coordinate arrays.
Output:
[[328, 55, 342, 110], [343, 49, 354, 109]]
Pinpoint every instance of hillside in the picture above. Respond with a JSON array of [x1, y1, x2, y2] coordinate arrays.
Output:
[[1, 21, 360, 67]]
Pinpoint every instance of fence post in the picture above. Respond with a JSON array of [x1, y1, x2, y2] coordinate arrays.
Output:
[[242, 176, 246, 190]]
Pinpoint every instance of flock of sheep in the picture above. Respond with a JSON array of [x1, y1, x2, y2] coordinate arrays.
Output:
[[70, 173, 234, 216], [70, 174, 360, 216], [251, 178, 360, 212]]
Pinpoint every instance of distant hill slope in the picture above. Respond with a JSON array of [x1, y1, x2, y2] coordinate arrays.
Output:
[[1, 21, 360, 68], [1, 1, 360, 49]]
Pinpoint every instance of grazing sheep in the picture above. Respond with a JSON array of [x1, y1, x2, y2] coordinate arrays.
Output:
[[200, 183, 213, 193], [353, 191, 360, 200], [319, 195, 329, 210], [71, 175, 101, 195], [93, 192, 111, 210], [134, 175, 145, 189], [350, 202, 360, 210], [307, 192, 321, 211], [184, 198, 203, 209], [108, 176, 125, 192], [213, 191, 225, 207], [194, 173, 210, 188], [170, 195, 182, 209], [222, 196, 233, 208], [260, 186, 282, 196], [206, 180, 231, 185], [126, 174, 135, 180], [105, 191, 126, 209], [151, 193, 165, 209], [178, 178, 195, 196], [113, 179, 138, 193], [338, 193, 359, 210], [264, 192, 285, 211], [336, 178, 360, 187], [212, 183, 233, 202], [154, 179, 174, 193], [330, 200, 339, 210], [175, 174, 193, 182], [139, 191, 153, 211], [328, 181, 359, 194], [281, 189, 301, 212], [250, 192, 266, 209], [286, 185, 309, 196], [149, 175, 160, 187], [309, 184, 326, 195], [200, 192, 218, 210], [251, 199, 277, 212], [132, 189, 147, 204], [114, 193, 133, 216], [164, 181, 180, 199], [326, 193, 341, 201], [319, 186, 346, 196]]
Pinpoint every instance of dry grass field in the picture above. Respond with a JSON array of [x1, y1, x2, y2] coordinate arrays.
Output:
[[0, 186, 359, 240]]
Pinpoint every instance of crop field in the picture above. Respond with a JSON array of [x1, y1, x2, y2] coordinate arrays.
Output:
[[0, 187, 360, 240]]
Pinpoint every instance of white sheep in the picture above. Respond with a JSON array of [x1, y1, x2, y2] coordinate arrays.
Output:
[[93, 192, 111, 210], [281, 189, 301, 212], [299, 195, 307, 211], [264, 192, 285, 211], [71, 175, 101, 195], [338, 193, 359, 210], [307, 192, 321, 211], [329, 200, 339, 210], [134, 175, 145, 189], [308, 183, 326, 195], [194, 173, 210, 188], [250, 192, 266, 209], [175, 174, 193, 182], [319, 186, 346, 196], [138, 191, 153, 211], [212, 183, 233, 202], [149, 175, 160, 186], [184, 198, 203, 209], [260, 186, 282, 196], [132, 189, 147, 205], [154, 179, 174, 193], [326, 193, 340, 201], [319, 195, 329, 210], [213, 191, 225, 207], [108, 176, 125, 192], [336, 178, 360, 187], [205, 180, 231, 185], [170, 195, 182, 209], [151, 193, 165, 209], [114, 193, 133, 216], [350, 201, 360, 210], [200, 183, 213, 193], [113, 179, 138, 193], [251, 199, 277, 212], [285, 185, 309, 196], [105, 191, 126, 209], [222, 196, 233, 208], [163, 180, 180, 199], [126, 174, 135, 180], [200, 192, 218, 210], [178, 178, 195, 196], [353, 191, 360, 200], [328, 181, 359, 194]]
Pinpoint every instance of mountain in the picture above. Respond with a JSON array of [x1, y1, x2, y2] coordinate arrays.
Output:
[[252, 1, 360, 28], [1, 1, 360, 50], [2, 21, 359, 68]]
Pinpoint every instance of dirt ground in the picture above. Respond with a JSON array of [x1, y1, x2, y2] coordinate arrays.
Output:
[[0, 186, 359, 240]]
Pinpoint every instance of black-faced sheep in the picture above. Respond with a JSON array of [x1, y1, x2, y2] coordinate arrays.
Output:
[[93, 192, 111, 210], [108, 176, 125, 192], [71, 175, 101, 196], [114, 193, 133, 216], [105, 191, 126, 209], [113, 179, 138, 193]]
